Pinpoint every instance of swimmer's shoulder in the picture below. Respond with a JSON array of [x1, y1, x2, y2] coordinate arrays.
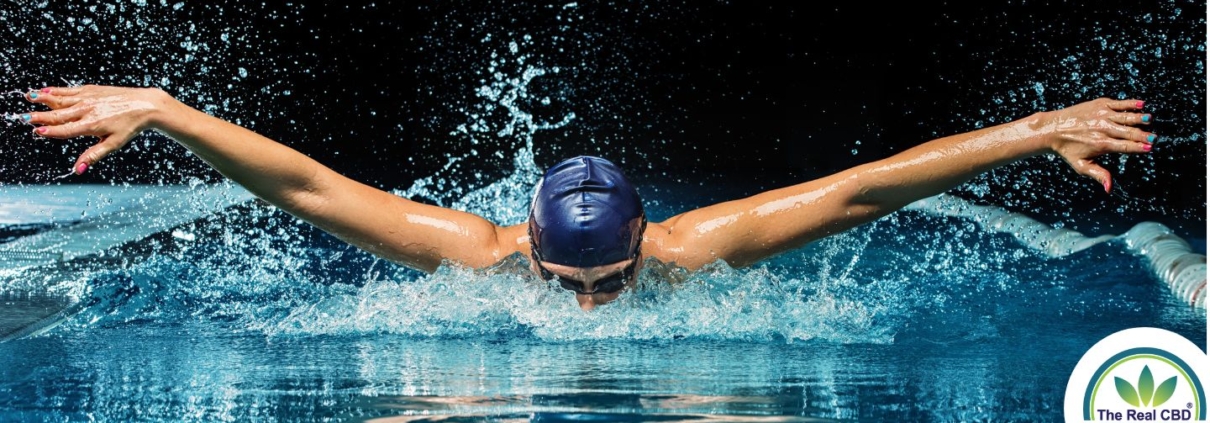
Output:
[[640, 220, 694, 270], [495, 223, 531, 258]]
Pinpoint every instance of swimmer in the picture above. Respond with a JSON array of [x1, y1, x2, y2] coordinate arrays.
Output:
[[20, 85, 1156, 310]]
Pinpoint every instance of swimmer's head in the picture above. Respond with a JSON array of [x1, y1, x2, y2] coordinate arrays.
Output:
[[528, 156, 645, 273]]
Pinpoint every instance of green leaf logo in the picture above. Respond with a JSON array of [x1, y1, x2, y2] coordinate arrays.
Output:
[[1153, 377, 1178, 407], [1139, 366, 1154, 406], [1117, 376, 1141, 407], [1115, 365, 1179, 407]]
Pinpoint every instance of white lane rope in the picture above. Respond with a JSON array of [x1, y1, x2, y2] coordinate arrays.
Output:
[[0, 183, 254, 269], [907, 194, 1206, 309]]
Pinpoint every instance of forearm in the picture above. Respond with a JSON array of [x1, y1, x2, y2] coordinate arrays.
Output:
[[149, 92, 331, 210], [146, 93, 519, 271], [851, 113, 1052, 210], [662, 113, 1055, 269], [662, 98, 1150, 269]]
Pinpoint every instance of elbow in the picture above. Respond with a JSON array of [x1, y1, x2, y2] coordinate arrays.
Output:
[[278, 166, 332, 220], [845, 165, 918, 215], [845, 171, 890, 210], [841, 162, 885, 206], [281, 189, 328, 221], [842, 178, 902, 224]]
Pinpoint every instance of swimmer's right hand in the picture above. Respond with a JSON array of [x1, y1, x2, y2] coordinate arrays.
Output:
[[23, 85, 176, 175]]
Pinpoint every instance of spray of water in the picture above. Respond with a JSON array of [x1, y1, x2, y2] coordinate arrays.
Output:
[[0, 2, 1202, 346], [935, 0, 1205, 220], [398, 42, 570, 224], [0, 1, 307, 183]]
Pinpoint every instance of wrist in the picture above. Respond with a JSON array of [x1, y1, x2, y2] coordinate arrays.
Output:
[[1019, 111, 1057, 155], [142, 88, 183, 133]]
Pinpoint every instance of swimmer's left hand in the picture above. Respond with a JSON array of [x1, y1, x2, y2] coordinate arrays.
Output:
[[1036, 98, 1155, 193], [23, 85, 172, 175]]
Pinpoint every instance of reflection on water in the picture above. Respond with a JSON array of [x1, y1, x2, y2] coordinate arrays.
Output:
[[367, 394, 841, 422], [2, 316, 1200, 422], [372, 412, 831, 423]]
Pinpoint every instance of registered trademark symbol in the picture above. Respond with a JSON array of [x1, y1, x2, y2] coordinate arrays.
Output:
[[1189, 402, 1194, 409]]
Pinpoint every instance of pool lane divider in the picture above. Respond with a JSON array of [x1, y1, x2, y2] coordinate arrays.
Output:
[[0, 183, 254, 269], [907, 194, 1206, 310], [0, 183, 254, 342]]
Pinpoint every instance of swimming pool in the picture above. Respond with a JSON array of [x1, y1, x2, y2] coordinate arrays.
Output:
[[0, 180, 1204, 421], [1, 1, 1206, 421]]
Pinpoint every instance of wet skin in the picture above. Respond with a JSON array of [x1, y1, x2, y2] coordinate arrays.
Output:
[[22, 86, 1156, 310]]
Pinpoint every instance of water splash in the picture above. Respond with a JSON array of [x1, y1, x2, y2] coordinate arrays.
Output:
[[398, 36, 574, 224], [241, 255, 905, 343], [0, 175, 1195, 345], [937, 0, 1205, 220], [0, 1, 307, 183], [0, 2, 1201, 347]]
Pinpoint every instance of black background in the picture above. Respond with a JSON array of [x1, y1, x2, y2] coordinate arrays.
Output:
[[0, 0, 1205, 230]]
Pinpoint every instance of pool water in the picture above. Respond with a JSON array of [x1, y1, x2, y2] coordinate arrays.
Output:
[[0, 183, 1204, 422], [0, 2, 1205, 421]]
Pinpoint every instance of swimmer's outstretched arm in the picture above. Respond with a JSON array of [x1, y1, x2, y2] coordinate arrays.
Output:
[[23, 85, 515, 272], [656, 98, 1154, 270]]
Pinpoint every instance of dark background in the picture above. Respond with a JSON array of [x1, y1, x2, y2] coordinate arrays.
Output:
[[0, 0, 1205, 231]]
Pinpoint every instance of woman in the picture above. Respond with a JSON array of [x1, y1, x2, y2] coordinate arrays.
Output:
[[19, 85, 1155, 310]]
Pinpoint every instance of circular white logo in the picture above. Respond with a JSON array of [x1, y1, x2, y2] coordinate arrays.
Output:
[[1065, 327, 1209, 422]]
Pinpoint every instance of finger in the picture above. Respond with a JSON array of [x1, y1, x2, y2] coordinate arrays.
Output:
[[1106, 99, 1145, 111], [27, 106, 89, 126], [1101, 124, 1155, 143], [74, 137, 122, 174], [26, 89, 84, 110], [24, 89, 45, 103], [1078, 162, 1113, 194], [33, 119, 97, 139], [1103, 139, 1154, 154], [41, 86, 85, 97], [1105, 112, 1152, 126]]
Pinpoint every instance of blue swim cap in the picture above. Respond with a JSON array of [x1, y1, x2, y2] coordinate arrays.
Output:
[[529, 156, 645, 267]]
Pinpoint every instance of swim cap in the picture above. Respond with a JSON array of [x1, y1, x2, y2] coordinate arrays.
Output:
[[529, 156, 644, 267]]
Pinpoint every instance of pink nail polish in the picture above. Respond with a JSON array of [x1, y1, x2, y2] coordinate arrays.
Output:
[[75, 163, 88, 175], [1143, 144, 1152, 152], [40, 88, 51, 94], [1136, 100, 1145, 109], [1103, 180, 1111, 193], [35, 127, 47, 134]]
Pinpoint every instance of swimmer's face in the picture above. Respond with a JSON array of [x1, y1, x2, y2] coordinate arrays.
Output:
[[526, 212, 646, 310], [530, 257, 643, 311]]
